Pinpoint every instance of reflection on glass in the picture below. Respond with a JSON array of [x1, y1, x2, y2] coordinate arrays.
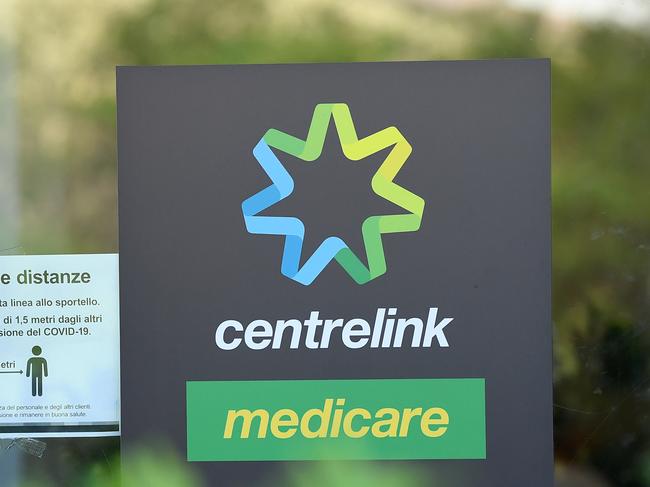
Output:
[[1, 0, 648, 486]]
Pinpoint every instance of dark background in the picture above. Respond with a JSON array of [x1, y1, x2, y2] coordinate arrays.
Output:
[[117, 60, 551, 486]]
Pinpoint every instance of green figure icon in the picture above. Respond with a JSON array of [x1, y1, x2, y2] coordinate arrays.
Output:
[[26, 346, 48, 397]]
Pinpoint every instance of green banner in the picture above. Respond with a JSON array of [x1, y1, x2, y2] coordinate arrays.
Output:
[[187, 378, 486, 461]]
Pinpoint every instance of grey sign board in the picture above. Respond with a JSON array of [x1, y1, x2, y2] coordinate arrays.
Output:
[[117, 60, 551, 486]]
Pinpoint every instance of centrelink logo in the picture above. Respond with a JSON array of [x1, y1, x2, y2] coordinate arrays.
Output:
[[242, 103, 425, 285]]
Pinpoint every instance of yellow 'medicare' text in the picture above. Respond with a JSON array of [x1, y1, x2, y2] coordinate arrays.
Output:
[[223, 398, 449, 440]]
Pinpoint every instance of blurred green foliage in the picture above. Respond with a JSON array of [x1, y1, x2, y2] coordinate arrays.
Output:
[[16, 447, 433, 487], [16, 447, 202, 487], [3, 0, 650, 485], [88, 448, 202, 487], [273, 460, 429, 487]]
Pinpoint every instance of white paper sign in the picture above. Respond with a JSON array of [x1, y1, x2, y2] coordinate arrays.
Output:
[[0, 254, 120, 438]]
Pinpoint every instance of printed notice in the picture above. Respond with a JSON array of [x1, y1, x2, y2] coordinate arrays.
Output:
[[0, 254, 120, 438]]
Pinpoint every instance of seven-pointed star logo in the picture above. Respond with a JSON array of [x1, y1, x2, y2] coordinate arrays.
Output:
[[241, 103, 425, 286]]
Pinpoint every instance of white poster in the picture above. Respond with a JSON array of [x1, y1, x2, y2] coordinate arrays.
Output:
[[0, 254, 120, 438]]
